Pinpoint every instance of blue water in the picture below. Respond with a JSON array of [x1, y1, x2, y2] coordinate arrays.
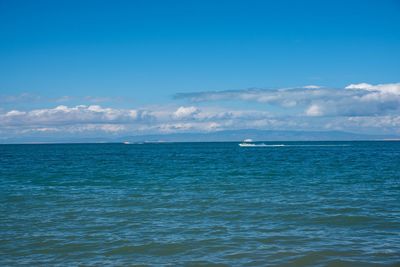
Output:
[[1, 142, 399, 266]]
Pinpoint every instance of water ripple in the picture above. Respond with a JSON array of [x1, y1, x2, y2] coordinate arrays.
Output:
[[1, 142, 400, 266]]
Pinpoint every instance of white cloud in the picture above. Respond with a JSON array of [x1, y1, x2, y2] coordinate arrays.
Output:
[[345, 83, 400, 94], [2, 82, 400, 138], [5, 110, 26, 116], [303, 85, 322, 89], [306, 104, 323, 116], [157, 121, 221, 133], [175, 83, 400, 117], [174, 106, 199, 119], [0, 105, 275, 135], [0, 105, 139, 127], [70, 124, 128, 133]]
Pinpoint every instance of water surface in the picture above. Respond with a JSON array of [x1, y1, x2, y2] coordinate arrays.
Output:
[[1, 142, 399, 266]]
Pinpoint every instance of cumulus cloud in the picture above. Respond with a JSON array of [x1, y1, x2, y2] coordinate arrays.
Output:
[[0, 105, 139, 127], [174, 106, 199, 119], [0, 104, 276, 136]]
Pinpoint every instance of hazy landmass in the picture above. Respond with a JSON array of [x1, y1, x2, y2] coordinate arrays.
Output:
[[2, 129, 399, 144]]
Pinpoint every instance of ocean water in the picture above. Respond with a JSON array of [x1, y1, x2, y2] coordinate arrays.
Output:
[[0, 141, 399, 266]]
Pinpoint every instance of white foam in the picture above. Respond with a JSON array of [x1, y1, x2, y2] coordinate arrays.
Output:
[[239, 143, 350, 147], [285, 144, 350, 147], [239, 143, 285, 147]]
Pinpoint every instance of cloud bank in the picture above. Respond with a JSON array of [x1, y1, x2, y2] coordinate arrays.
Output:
[[175, 83, 400, 117], [0, 104, 275, 135], [1, 83, 400, 138]]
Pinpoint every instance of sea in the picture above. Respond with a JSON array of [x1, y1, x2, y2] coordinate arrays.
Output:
[[1, 141, 399, 266]]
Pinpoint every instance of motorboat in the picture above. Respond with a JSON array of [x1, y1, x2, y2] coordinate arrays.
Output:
[[239, 139, 255, 147]]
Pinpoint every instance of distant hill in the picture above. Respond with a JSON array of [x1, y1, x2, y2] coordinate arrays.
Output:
[[120, 129, 399, 142], [1, 129, 399, 144]]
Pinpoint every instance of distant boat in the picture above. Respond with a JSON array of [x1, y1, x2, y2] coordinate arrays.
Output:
[[238, 139, 285, 147], [239, 143, 257, 147], [123, 141, 131, 144], [239, 139, 255, 147]]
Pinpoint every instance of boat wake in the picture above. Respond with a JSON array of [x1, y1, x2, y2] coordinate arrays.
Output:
[[239, 143, 350, 147], [239, 143, 285, 147]]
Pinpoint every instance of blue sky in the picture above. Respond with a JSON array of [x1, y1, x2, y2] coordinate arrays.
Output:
[[1, 0, 400, 139]]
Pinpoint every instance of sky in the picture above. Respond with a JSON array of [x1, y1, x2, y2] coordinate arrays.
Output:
[[1, 0, 400, 140]]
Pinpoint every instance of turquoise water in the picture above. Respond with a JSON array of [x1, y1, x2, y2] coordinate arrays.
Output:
[[1, 142, 399, 266]]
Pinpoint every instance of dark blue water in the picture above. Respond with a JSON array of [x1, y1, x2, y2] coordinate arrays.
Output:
[[1, 142, 399, 266]]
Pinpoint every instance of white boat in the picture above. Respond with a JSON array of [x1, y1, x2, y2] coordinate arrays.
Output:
[[239, 143, 258, 147], [238, 139, 285, 147], [239, 139, 254, 147]]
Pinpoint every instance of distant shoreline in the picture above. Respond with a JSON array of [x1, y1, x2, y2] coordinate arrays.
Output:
[[1, 139, 400, 145]]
